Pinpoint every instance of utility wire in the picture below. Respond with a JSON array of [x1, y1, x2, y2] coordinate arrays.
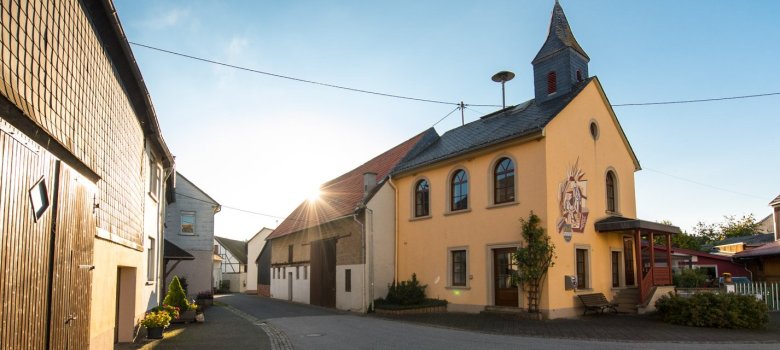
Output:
[[175, 191, 289, 220], [642, 168, 765, 200], [130, 42, 501, 107], [432, 106, 462, 127], [612, 92, 780, 107]]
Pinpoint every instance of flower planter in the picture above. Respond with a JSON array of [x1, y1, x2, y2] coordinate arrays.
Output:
[[146, 327, 164, 339], [171, 309, 197, 324]]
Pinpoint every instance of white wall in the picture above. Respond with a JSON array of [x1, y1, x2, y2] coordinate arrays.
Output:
[[337, 264, 365, 312], [247, 228, 273, 293], [223, 272, 247, 293], [142, 149, 165, 310], [270, 265, 310, 304], [166, 251, 214, 297], [366, 182, 396, 305]]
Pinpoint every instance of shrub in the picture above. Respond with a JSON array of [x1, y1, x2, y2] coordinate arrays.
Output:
[[655, 292, 768, 329], [374, 298, 447, 310], [673, 268, 708, 288], [164, 276, 196, 311], [386, 273, 426, 306]]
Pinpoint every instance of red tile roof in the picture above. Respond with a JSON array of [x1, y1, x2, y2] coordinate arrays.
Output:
[[266, 130, 431, 240]]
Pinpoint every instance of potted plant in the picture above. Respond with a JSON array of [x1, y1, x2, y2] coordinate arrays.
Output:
[[141, 311, 171, 339], [196, 290, 214, 307], [152, 304, 180, 320], [164, 276, 197, 323], [722, 272, 733, 284]]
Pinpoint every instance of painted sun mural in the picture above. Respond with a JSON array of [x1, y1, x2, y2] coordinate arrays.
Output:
[[557, 159, 589, 234]]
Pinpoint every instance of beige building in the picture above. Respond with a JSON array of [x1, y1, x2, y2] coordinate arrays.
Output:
[[247, 227, 274, 294]]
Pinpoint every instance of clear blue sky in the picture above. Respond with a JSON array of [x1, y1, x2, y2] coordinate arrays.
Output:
[[114, 0, 780, 240]]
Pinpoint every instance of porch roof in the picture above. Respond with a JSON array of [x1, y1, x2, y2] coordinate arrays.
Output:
[[594, 216, 681, 235], [163, 239, 194, 260]]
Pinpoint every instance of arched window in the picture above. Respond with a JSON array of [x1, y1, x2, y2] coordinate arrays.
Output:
[[547, 71, 557, 94], [414, 179, 430, 217], [606, 171, 617, 213], [450, 170, 469, 211], [494, 158, 515, 204]]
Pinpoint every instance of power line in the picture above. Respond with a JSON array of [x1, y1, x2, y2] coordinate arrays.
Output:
[[130, 41, 501, 108], [175, 192, 288, 220], [612, 92, 780, 107], [431, 106, 461, 127], [642, 168, 765, 200]]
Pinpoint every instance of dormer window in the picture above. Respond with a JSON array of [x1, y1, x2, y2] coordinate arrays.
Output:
[[547, 71, 557, 94], [576, 70, 583, 82]]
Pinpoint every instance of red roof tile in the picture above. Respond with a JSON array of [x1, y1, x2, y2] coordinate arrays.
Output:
[[267, 130, 430, 240]]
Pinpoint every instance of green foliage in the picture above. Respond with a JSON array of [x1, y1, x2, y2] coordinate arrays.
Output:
[[673, 268, 709, 288], [386, 273, 427, 306], [140, 310, 171, 329], [152, 304, 180, 319], [374, 298, 447, 310], [164, 276, 196, 311], [218, 280, 231, 293], [720, 214, 761, 238], [655, 293, 769, 329], [514, 212, 555, 313]]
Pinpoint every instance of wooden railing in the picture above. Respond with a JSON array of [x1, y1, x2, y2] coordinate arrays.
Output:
[[653, 267, 672, 285], [640, 268, 654, 304]]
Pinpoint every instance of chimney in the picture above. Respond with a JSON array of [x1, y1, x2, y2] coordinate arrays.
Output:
[[363, 172, 377, 196]]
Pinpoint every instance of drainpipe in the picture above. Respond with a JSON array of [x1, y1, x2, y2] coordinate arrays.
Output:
[[388, 175, 399, 283], [353, 211, 366, 312], [366, 208, 374, 311]]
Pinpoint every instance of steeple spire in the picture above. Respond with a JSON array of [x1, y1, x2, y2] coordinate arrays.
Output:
[[531, 1, 590, 104], [533, 0, 589, 64]]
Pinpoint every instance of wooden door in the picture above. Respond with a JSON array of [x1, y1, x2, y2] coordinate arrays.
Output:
[[623, 237, 635, 286], [310, 239, 336, 307], [494, 248, 518, 307]]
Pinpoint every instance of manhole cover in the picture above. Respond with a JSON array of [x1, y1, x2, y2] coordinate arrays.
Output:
[[305, 333, 324, 337]]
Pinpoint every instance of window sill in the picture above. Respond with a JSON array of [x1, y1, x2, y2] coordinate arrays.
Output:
[[574, 289, 594, 294], [145, 281, 155, 286], [446, 285, 470, 290], [605, 210, 621, 216], [148, 191, 158, 202], [486, 201, 519, 210], [444, 208, 471, 216], [409, 215, 432, 222], [179, 232, 196, 236]]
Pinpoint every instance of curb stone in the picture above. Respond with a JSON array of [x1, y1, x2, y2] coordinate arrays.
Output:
[[224, 304, 294, 350]]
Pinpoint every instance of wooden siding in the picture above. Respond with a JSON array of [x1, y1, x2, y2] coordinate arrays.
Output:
[[0, 0, 147, 246], [0, 127, 95, 349]]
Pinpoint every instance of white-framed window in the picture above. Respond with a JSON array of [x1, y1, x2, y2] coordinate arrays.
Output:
[[447, 247, 469, 288], [147, 237, 156, 281], [180, 211, 195, 235], [149, 159, 161, 200], [575, 245, 591, 289]]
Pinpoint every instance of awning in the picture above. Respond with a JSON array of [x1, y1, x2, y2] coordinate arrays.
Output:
[[163, 239, 194, 260], [595, 216, 681, 235]]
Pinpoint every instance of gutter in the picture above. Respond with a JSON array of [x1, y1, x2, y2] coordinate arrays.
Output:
[[388, 175, 399, 283]]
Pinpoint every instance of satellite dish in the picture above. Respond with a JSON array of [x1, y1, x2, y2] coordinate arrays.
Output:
[[491, 70, 515, 108]]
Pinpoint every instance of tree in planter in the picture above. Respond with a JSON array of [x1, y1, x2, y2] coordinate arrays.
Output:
[[514, 212, 555, 313], [164, 276, 195, 311]]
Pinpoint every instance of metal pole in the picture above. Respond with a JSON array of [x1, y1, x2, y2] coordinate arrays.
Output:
[[460, 101, 465, 126], [501, 81, 506, 109]]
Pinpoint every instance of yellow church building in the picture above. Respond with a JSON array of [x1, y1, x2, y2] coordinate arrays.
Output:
[[391, 1, 679, 318]]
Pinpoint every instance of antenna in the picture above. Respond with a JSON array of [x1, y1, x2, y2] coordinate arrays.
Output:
[[491, 70, 515, 109]]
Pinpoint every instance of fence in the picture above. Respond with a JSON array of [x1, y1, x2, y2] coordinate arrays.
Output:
[[734, 282, 780, 312]]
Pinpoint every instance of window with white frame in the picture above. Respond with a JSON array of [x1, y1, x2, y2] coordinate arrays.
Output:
[[147, 237, 156, 281], [180, 211, 195, 235], [149, 159, 161, 199]]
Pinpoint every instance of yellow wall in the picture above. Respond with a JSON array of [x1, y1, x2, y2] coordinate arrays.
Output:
[[542, 81, 638, 317], [396, 79, 639, 318]]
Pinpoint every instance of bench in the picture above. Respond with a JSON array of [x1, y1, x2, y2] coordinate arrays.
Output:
[[577, 293, 618, 315]]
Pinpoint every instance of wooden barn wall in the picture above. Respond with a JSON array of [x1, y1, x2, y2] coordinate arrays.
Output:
[[0, 126, 95, 349], [0, 0, 147, 246]]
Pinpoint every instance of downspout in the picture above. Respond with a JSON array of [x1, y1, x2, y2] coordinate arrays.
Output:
[[387, 175, 399, 283], [366, 208, 374, 311], [353, 211, 366, 312]]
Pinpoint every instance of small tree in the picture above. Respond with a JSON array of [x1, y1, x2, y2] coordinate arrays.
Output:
[[514, 212, 555, 313], [163, 276, 191, 311]]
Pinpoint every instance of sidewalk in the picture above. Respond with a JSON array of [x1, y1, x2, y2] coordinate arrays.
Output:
[[116, 305, 271, 350], [374, 311, 780, 343]]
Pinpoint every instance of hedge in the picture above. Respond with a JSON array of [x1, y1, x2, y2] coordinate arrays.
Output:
[[655, 292, 768, 329]]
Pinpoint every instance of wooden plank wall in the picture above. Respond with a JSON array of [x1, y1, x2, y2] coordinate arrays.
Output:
[[0, 128, 94, 349], [0, 130, 56, 350]]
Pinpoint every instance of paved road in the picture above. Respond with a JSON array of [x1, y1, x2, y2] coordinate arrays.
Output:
[[218, 294, 779, 350]]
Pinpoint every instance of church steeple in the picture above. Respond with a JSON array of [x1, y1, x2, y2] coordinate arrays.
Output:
[[532, 1, 590, 104]]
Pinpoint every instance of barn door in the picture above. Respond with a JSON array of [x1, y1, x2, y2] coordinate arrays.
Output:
[[0, 125, 95, 350], [310, 238, 336, 308]]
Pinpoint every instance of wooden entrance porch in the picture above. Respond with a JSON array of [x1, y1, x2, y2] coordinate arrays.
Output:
[[595, 217, 682, 305]]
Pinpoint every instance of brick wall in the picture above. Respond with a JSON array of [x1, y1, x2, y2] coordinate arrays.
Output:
[[1, 0, 147, 245]]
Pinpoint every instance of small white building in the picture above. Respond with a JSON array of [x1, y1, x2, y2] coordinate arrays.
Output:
[[214, 236, 248, 293]]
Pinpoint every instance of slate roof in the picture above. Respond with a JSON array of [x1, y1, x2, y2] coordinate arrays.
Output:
[[394, 77, 593, 174], [734, 240, 780, 259], [267, 129, 437, 240], [163, 239, 194, 260], [533, 0, 589, 64], [712, 233, 775, 247], [215, 236, 247, 264], [770, 194, 780, 206]]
